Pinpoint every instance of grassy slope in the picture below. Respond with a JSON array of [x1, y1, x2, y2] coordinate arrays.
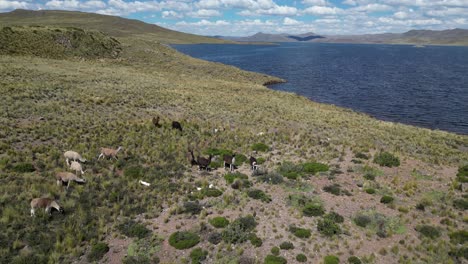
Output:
[[0, 10, 467, 264]]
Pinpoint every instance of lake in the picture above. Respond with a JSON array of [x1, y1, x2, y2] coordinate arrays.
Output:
[[173, 43, 468, 135]]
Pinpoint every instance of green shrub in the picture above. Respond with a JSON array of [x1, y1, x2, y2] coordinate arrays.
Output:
[[279, 241, 294, 250], [415, 225, 441, 239], [252, 143, 269, 152], [355, 153, 369, 160], [296, 254, 307, 262], [453, 198, 468, 210], [222, 215, 257, 244], [208, 232, 222, 245], [324, 212, 344, 223], [380, 195, 394, 204], [323, 184, 342, 195], [256, 172, 283, 184], [317, 218, 341, 237], [209, 217, 229, 228], [302, 162, 329, 175], [264, 255, 287, 264], [190, 248, 208, 264], [234, 154, 247, 166], [450, 230, 468, 244], [271, 246, 280, 255], [324, 255, 339, 264], [363, 173, 375, 181], [289, 226, 311, 239], [202, 188, 223, 197], [11, 162, 35, 173], [249, 233, 263, 247], [87, 242, 109, 262], [373, 152, 400, 167], [224, 172, 248, 184], [365, 188, 376, 194], [278, 162, 303, 179], [348, 256, 362, 264], [354, 215, 372, 228], [122, 256, 152, 264], [183, 201, 202, 215], [302, 203, 325, 217], [118, 220, 150, 239], [205, 148, 232, 157], [168, 231, 200, 250], [448, 247, 468, 260], [456, 165, 468, 183], [124, 165, 143, 179], [231, 178, 252, 190], [247, 189, 272, 203]]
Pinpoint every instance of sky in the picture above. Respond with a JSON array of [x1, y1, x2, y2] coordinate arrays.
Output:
[[1, 0, 467, 36]]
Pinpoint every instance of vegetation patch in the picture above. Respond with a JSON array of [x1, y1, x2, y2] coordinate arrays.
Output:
[[222, 215, 257, 244], [323, 184, 350, 196], [324, 255, 340, 264], [209, 216, 230, 228], [348, 256, 362, 264], [224, 172, 248, 184], [11, 162, 35, 173], [449, 230, 468, 244], [256, 172, 284, 184], [317, 218, 342, 237], [247, 189, 272, 202], [118, 220, 150, 239], [251, 143, 269, 152], [453, 198, 468, 210], [457, 165, 468, 183], [202, 187, 223, 197], [279, 241, 294, 250], [190, 248, 208, 264], [302, 202, 325, 217], [168, 231, 200, 250], [415, 225, 441, 239], [183, 201, 203, 215], [87, 242, 109, 262], [373, 152, 400, 167], [296, 254, 307, 262], [289, 225, 311, 239], [302, 162, 329, 175], [353, 210, 404, 238], [264, 255, 287, 264], [249, 233, 263, 247], [380, 195, 394, 204]]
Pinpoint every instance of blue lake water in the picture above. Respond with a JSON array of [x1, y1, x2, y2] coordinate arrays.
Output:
[[173, 43, 468, 135]]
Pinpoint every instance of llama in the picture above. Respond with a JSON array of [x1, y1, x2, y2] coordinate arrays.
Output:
[[98, 146, 122, 160], [63, 150, 86, 166], [55, 172, 86, 189], [172, 121, 182, 131], [197, 154, 212, 171], [223, 154, 236, 172], [30, 198, 64, 216], [249, 156, 258, 171], [69, 161, 85, 175], [152, 116, 161, 128], [188, 149, 198, 166]]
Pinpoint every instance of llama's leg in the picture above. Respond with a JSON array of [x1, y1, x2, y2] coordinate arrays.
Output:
[[57, 180, 61, 186], [31, 208, 35, 217], [67, 180, 71, 190], [98, 153, 103, 160], [66, 158, 70, 166], [45, 207, 51, 215]]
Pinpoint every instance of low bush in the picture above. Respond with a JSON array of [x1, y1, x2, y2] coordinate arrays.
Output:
[[168, 231, 200, 250], [234, 154, 248, 166], [449, 230, 468, 244], [256, 172, 283, 184], [249, 233, 263, 247], [208, 232, 222, 245], [118, 220, 150, 239], [348, 256, 362, 264], [373, 152, 400, 167], [271, 246, 280, 255], [231, 178, 252, 190], [415, 225, 441, 239], [124, 165, 143, 179], [302, 162, 329, 175], [190, 248, 208, 264], [380, 195, 394, 204], [302, 202, 324, 217], [222, 215, 257, 244], [363, 173, 375, 181], [323, 184, 342, 196], [453, 198, 468, 210], [11, 162, 35, 173], [202, 188, 223, 197], [224, 172, 248, 184], [456, 165, 468, 183], [183, 201, 202, 215], [289, 226, 311, 239], [209, 217, 229, 228], [355, 152, 369, 160], [324, 212, 344, 223], [247, 189, 272, 203], [365, 188, 376, 194], [264, 255, 287, 264], [324, 255, 340, 264], [87, 242, 109, 262], [296, 254, 307, 262], [279, 241, 294, 250], [317, 218, 341, 237], [252, 143, 269, 152], [354, 215, 372, 228], [122, 256, 152, 264]]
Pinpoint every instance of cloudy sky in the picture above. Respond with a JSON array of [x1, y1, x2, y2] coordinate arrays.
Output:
[[1, 0, 467, 36]]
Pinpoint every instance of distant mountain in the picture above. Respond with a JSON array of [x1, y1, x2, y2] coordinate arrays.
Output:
[[218, 28, 468, 46]]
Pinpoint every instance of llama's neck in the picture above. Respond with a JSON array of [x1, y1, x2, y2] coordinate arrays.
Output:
[[50, 201, 61, 210]]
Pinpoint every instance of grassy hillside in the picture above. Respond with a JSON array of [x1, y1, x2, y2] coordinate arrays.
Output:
[[0, 11, 467, 264]]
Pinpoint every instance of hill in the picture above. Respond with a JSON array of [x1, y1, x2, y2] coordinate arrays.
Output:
[[0, 9, 467, 264], [221, 28, 468, 46]]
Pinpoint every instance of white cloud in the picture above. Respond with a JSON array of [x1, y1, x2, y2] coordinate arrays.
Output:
[[350, 3, 393, 12], [283, 17, 301, 25], [0, 0, 30, 10], [188, 8, 221, 17], [303, 6, 343, 15], [302, 0, 329, 6], [162, 10, 183, 18], [425, 7, 468, 16], [393, 11, 409, 19]]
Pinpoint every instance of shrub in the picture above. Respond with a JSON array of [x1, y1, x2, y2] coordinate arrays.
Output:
[[11, 162, 35, 173], [234, 154, 247, 166], [222, 215, 257, 244], [168, 231, 200, 250], [373, 152, 400, 167], [122, 256, 151, 264], [209, 217, 229, 228], [456, 165, 468, 183], [296, 254, 307, 262], [202, 188, 223, 197], [271, 246, 280, 255], [354, 215, 372, 228], [208, 232, 222, 245], [249, 233, 263, 247], [247, 189, 272, 203], [380, 195, 394, 204], [256, 172, 283, 184], [124, 165, 143, 179], [302, 162, 329, 175], [183, 201, 202, 215], [453, 198, 468, 210], [363, 173, 375, 181], [365, 188, 376, 194], [224, 172, 248, 184], [449, 230, 468, 244], [289, 226, 311, 239], [190, 248, 208, 264], [324, 212, 344, 223], [415, 225, 441, 239], [87, 242, 109, 262], [355, 153, 369, 160], [416, 203, 425, 211], [252, 143, 269, 152], [324, 255, 340, 264], [279, 241, 294, 250], [278, 162, 303, 179], [118, 220, 150, 239], [231, 179, 252, 190], [283, 171, 300, 180], [205, 148, 232, 157], [348, 256, 362, 264], [264, 255, 287, 264], [323, 184, 342, 195], [302, 203, 325, 217], [317, 218, 341, 237]]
